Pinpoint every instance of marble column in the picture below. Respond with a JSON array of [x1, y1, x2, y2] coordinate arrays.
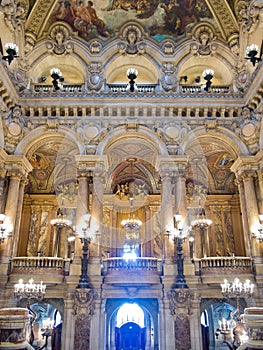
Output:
[[159, 297, 175, 350], [0, 169, 7, 213], [236, 177, 252, 257], [11, 177, 27, 257], [174, 171, 189, 257], [189, 296, 203, 350], [2, 171, 22, 259], [160, 169, 174, 259], [75, 173, 89, 256], [90, 298, 105, 350], [242, 172, 261, 258], [91, 170, 104, 257], [257, 170, 263, 214], [62, 299, 75, 350]]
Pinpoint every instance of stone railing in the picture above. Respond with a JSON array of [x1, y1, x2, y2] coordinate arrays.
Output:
[[103, 257, 160, 274], [25, 82, 237, 100], [108, 83, 157, 93], [33, 84, 83, 93], [180, 84, 230, 94], [193, 256, 253, 275], [11, 257, 71, 275]]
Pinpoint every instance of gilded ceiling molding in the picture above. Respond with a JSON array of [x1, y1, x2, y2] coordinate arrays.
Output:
[[206, 0, 239, 40], [25, 0, 54, 40]]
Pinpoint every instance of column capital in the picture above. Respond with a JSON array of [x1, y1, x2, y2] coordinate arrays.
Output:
[[75, 155, 109, 174], [231, 151, 263, 178], [0, 151, 33, 178]]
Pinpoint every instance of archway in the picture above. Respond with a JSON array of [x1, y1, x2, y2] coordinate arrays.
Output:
[[106, 299, 157, 350], [116, 322, 146, 350]]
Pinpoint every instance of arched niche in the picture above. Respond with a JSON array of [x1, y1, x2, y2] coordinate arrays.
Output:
[[106, 55, 158, 84], [178, 54, 233, 86], [101, 129, 165, 192], [27, 53, 85, 84]]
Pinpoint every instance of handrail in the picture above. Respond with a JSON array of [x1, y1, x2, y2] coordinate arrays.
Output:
[[193, 256, 253, 275], [11, 257, 71, 275], [104, 257, 159, 272]]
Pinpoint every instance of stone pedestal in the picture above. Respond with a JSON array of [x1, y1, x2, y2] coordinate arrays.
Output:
[[240, 307, 263, 350], [0, 308, 34, 349]]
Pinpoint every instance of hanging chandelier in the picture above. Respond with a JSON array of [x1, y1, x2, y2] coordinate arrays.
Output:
[[121, 198, 142, 231]]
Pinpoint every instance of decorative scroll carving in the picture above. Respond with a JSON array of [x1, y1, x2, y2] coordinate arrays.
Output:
[[167, 289, 192, 350], [46, 23, 73, 55], [118, 24, 145, 55], [235, 0, 261, 33], [191, 24, 216, 56], [72, 289, 98, 350], [167, 289, 192, 316], [86, 62, 104, 91], [234, 60, 249, 92], [0, 0, 28, 32], [160, 62, 178, 91]]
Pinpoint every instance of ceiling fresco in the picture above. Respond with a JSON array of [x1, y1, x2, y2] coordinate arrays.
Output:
[[48, 0, 214, 42]]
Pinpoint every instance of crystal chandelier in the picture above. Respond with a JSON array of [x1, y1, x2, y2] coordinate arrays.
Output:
[[50, 207, 72, 228], [191, 208, 212, 228], [121, 198, 142, 231], [14, 278, 46, 300]]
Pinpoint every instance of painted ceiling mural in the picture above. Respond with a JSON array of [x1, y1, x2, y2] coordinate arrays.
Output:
[[47, 0, 214, 42]]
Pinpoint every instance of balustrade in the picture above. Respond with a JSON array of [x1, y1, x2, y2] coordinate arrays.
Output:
[[193, 256, 253, 275], [103, 257, 159, 273], [12, 257, 71, 275]]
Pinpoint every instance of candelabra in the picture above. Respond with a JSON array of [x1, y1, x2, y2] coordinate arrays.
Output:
[[14, 278, 46, 301], [77, 212, 95, 289], [219, 278, 254, 349], [51, 208, 72, 257], [252, 214, 263, 242], [40, 318, 54, 350], [167, 214, 188, 289], [202, 68, 214, 92], [2, 43, 19, 64], [245, 44, 262, 66], [0, 213, 12, 243], [50, 67, 64, 90], [127, 67, 138, 92]]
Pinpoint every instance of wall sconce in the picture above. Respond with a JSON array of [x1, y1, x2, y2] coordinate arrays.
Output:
[[202, 68, 214, 92], [127, 68, 138, 92], [245, 44, 262, 66], [2, 43, 19, 65], [0, 213, 12, 243], [252, 214, 263, 242], [50, 68, 64, 90]]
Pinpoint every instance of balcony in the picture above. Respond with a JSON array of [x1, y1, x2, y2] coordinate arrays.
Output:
[[11, 257, 71, 276], [102, 257, 162, 286], [193, 256, 253, 276]]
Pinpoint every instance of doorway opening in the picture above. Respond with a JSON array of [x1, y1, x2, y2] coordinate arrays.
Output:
[[106, 299, 158, 350]]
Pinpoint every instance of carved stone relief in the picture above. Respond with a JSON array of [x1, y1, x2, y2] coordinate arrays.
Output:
[[72, 289, 98, 350], [167, 289, 192, 350], [118, 24, 145, 55], [191, 24, 216, 56], [46, 24, 73, 55], [160, 62, 178, 91], [86, 62, 104, 91]]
